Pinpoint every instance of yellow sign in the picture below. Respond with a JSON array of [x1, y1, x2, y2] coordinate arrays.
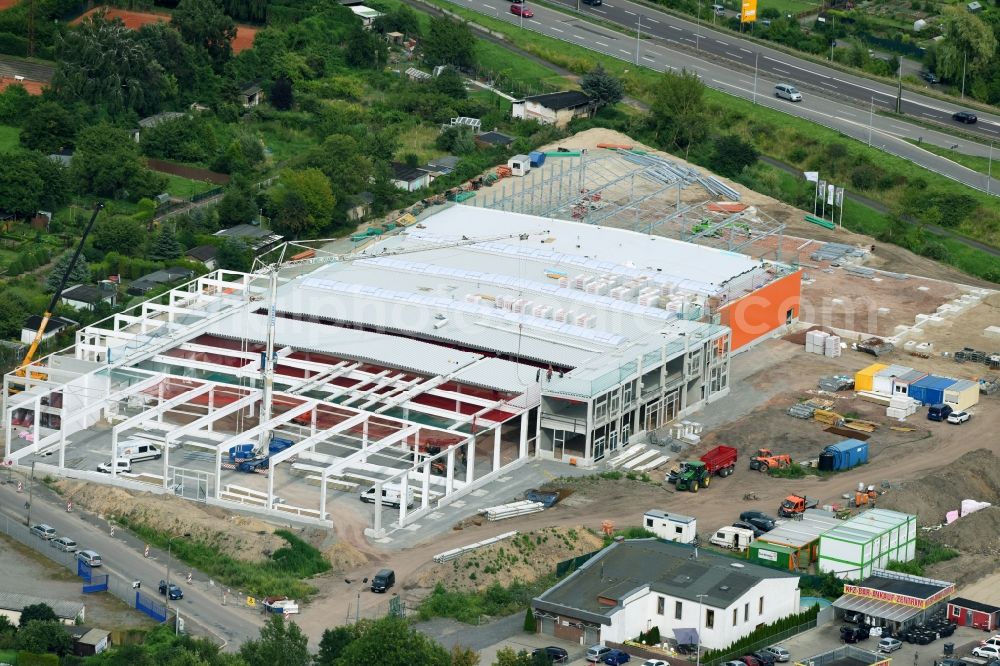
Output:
[[247, 596, 256, 607], [741, 0, 757, 22]]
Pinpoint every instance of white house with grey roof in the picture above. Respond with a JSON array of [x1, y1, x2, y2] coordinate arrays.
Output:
[[532, 539, 800, 649]]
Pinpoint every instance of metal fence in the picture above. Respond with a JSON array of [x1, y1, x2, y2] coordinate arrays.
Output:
[[703, 619, 819, 666]]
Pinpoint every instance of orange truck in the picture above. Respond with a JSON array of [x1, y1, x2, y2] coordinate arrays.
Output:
[[778, 494, 818, 517]]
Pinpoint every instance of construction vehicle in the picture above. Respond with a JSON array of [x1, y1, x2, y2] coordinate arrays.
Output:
[[749, 449, 792, 472], [671, 460, 711, 492], [13, 203, 104, 390], [701, 445, 738, 477], [778, 494, 818, 518]]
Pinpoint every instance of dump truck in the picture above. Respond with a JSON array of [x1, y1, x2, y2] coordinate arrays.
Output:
[[778, 494, 818, 517], [749, 448, 792, 472]]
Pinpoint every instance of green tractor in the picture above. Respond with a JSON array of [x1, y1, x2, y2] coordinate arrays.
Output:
[[674, 460, 711, 493]]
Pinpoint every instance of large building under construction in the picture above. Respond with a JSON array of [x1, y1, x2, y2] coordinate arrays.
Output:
[[3, 203, 800, 536]]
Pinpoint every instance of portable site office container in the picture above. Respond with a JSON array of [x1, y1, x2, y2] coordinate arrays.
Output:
[[892, 370, 928, 398], [643, 510, 697, 544], [818, 508, 916, 579], [758, 509, 842, 567], [872, 365, 913, 396], [908, 375, 958, 406], [943, 379, 980, 412], [855, 363, 888, 393], [749, 542, 797, 571], [948, 597, 1000, 631]]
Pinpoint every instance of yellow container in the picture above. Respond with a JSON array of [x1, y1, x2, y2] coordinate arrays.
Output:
[[854, 363, 888, 392]]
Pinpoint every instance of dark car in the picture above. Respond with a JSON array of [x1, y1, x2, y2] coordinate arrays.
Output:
[[752, 651, 777, 666], [158, 580, 183, 600], [922, 71, 939, 84], [510, 3, 533, 16], [603, 650, 631, 666], [583, 0, 603, 5], [531, 647, 569, 664], [732, 521, 764, 538], [739, 511, 776, 532], [953, 111, 978, 124], [841, 626, 860, 643]]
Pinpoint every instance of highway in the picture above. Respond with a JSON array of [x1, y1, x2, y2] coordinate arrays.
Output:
[[453, 0, 1000, 194], [0, 474, 263, 650]]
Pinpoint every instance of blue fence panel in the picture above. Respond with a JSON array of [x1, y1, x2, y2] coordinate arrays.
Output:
[[77, 559, 92, 582], [136, 591, 168, 622], [83, 574, 109, 593]]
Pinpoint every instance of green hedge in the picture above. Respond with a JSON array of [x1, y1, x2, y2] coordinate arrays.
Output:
[[18, 652, 59, 666], [702, 604, 820, 664]]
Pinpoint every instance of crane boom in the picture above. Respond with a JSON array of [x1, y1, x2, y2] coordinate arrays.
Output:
[[16, 203, 105, 378]]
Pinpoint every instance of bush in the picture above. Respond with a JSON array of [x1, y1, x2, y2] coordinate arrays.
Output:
[[850, 164, 879, 190], [523, 607, 537, 633], [16, 653, 58, 666]]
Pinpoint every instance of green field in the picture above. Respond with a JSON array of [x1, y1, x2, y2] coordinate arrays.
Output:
[[163, 173, 217, 199], [0, 124, 20, 152], [905, 139, 997, 179]]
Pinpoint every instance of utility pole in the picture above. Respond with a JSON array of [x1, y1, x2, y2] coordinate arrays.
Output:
[[696, 1, 701, 50], [753, 51, 759, 104], [868, 97, 874, 147], [988, 142, 994, 195], [895, 58, 903, 114], [635, 14, 642, 66], [961, 50, 967, 99], [166, 533, 191, 635], [26, 460, 35, 526]]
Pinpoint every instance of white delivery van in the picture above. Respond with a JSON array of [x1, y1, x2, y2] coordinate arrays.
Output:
[[359, 483, 414, 509], [116, 438, 162, 462]]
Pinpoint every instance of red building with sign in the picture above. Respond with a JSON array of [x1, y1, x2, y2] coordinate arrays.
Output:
[[833, 569, 955, 632]]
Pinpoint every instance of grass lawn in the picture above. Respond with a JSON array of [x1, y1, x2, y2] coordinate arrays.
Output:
[[474, 38, 574, 97], [905, 139, 997, 179], [396, 124, 446, 164], [756, 0, 822, 16], [255, 120, 317, 163], [0, 124, 20, 152], [0, 649, 15, 664], [163, 174, 216, 199]]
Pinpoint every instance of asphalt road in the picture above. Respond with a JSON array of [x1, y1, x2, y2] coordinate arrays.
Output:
[[455, 0, 1000, 194], [537, 0, 1000, 144], [0, 474, 263, 650]]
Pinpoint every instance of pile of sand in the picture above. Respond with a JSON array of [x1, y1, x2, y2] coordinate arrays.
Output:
[[57, 480, 285, 562], [409, 526, 604, 593], [323, 542, 369, 571], [930, 506, 1000, 557]]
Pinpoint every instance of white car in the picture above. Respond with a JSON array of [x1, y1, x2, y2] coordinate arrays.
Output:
[[97, 459, 132, 474], [643, 661, 670, 666], [775, 84, 802, 102], [946, 411, 971, 424], [972, 646, 1000, 660], [980, 636, 1000, 648]]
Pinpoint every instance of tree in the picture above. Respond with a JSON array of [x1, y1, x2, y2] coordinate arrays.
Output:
[[344, 25, 388, 69], [71, 123, 167, 200], [45, 252, 91, 292], [0, 151, 45, 217], [271, 78, 294, 111], [435, 126, 475, 155], [0, 84, 36, 126], [493, 647, 536, 666], [373, 5, 421, 37], [422, 19, 476, 69], [452, 645, 480, 666], [216, 237, 252, 271], [172, 0, 237, 66], [432, 67, 468, 99], [315, 625, 357, 666], [52, 15, 167, 117], [523, 607, 537, 633], [150, 226, 183, 261], [136, 22, 212, 103], [93, 216, 145, 255], [18, 603, 58, 628], [648, 69, 709, 151], [19, 101, 77, 154], [140, 116, 218, 164], [581, 64, 624, 109], [268, 168, 335, 236], [935, 7, 996, 84], [240, 616, 310, 666], [16, 620, 72, 655], [708, 134, 759, 177], [334, 617, 450, 666], [305, 134, 373, 196], [216, 184, 258, 228]]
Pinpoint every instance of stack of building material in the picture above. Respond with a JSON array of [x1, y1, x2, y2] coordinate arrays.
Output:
[[818, 375, 855, 392], [788, 402, 816, 419], [886, 396, 918, 420], [433, 531, 518, 562], [824, 334, 842, 357], [482, 500, 545, 521], [805, 330, 830, 354]]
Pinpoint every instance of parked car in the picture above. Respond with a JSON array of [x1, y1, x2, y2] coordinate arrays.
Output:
[[921, 71, 940, 84], [76, 550, 103, 567], [752, 651, 776, 666], [97, 459, 132, 474], [582, 0, 603, 5], [843, 611, 865, 624], [764, 647, 790, 662], [732, 521, 764, 538], [946, 411, 971, 424], [642, 660, 670, 666], [50, 536, 78, 552], [510, 3, 533, 16], [774, 84, 802, 102], [531, 647, 569, 664], [980, 636, 1000, 648], [159, 580, 183, 600], [878, 638, 903, 653], [724, 662, 747, 666], [31, 523, 57, 540], [740, 511, 776, 532], [587, 646, 613, 663], [604, 650, 631, 665], [973, 647, 1000, 660], [953, 111, 978, 124], [371, 569, 395, 593], [739, 656, 763, 666]]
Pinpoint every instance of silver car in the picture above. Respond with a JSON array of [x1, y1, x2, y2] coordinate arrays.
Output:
[[878, 638, 902, 653], [775, 84, 802, 102], [50, 536, 78, 552], [765, 647, 791, 662]]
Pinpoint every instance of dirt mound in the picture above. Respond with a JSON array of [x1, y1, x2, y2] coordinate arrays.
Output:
[[323, 542, 369, 572], [983, 292, 1000, 308], [57, 480, 285, 562], [928, 506, 1000, 557], [409, 526, 604, 593], [877, 449, 1000, 526]]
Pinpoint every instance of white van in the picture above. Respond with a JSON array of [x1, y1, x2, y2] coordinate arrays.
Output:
[[359, 483, 414, 509], [712, 4, 726, 14], [775, 84, 802, 102], [97, 459, 132, 474], [117, 438, 162, 462]]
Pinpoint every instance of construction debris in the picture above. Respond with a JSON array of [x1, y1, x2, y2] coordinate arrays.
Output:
[[856, 337, 895, 357], [481, 500, 545, 521], [433, 531, 519, 563], [980, 376, 999, 395], [819, 375, 855, 392], [954, 347, 1000, 368]]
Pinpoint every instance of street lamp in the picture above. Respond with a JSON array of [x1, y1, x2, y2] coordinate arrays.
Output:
[[696, 1, 701, 50], [988, 142, 994, 195], [166, 532, 191, 635], [961, 50, 967, 99], [868, 96, 875, 147], [25, 460, 35, 526], [752, 51, 759, 104], [635, 14, 642, 66]]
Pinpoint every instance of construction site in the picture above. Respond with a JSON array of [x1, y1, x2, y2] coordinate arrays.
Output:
[[2, 128, 998, 637]]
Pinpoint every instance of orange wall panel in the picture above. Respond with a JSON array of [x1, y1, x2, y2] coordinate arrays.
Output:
[[719, 270, 802, 350]]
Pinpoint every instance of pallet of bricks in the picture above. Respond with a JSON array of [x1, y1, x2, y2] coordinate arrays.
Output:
[[805, 330, 841, 357]]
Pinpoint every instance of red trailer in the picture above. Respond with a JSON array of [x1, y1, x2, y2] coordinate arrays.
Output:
[[700, 445, 738, 478]]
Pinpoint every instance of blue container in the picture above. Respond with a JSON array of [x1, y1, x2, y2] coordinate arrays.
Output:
[[823, 439, 869, 471], [529, 151, 546, 168], [908, 375, 957, 405]]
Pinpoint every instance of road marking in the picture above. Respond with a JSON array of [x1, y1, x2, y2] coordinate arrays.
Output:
[[647, 17, 659, 22], [529, 18, 541, 23], [840, 111, 856, 118], [592, 7, 606, 12], [682, 37, 695, 43], [717, 40, 728, 46], [739, 79, 753, 86], [922, 113, 937, 118], [831, 77, 892, 98], [668, 24, 681, 30], [551, 26, 564, 32], [620, 48, 631, 54], [726, 51, 744, 59], [889, 124, 909, 132], [740, 47, 752, 53], [624, 8, 635, 14], [603, 1, 614, 5], [819, 81, 837, 88], [573, 33, 585, 39], [484, 3, 495, 9], [643, 54, 655, 60], [596, 40, 609, 46], [773, 67, 790, 74]]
